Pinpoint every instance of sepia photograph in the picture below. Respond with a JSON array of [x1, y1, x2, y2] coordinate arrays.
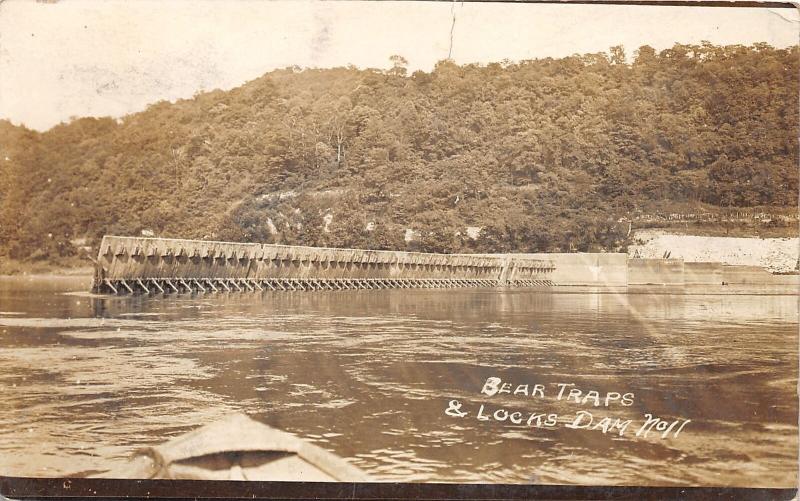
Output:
[[0, 0, 798, 497]]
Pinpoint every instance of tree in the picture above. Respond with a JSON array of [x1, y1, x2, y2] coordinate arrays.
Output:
[[388, 55, 409, 77], [1, 43, 796, 262]]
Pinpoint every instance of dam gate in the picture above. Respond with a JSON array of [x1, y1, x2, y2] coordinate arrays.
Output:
[[92, 236, 556, 295]]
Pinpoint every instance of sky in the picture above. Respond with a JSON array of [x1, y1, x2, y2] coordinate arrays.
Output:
[[0, 0, 798, 131]]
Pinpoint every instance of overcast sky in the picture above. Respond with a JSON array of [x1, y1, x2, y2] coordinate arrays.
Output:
[[1, 0, 798, 131]]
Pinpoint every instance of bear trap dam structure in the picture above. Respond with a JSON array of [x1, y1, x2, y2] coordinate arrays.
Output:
[[92, 236, 557, 295]]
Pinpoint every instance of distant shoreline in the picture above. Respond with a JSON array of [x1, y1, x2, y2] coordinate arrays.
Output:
[[0, 260, 93, 278], [0, 272, 93, 280]]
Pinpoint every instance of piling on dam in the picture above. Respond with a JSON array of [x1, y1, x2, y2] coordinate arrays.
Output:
[[92, 236, 557, 295]]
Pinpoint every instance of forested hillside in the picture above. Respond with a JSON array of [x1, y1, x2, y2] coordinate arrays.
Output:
[[1, 43, 797, 265]]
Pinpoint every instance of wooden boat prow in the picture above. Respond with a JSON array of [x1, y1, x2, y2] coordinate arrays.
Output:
[[98, 413, 371, 482]]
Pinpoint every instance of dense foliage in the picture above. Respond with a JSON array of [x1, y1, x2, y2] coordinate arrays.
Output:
[[1, 43, 797, 261]]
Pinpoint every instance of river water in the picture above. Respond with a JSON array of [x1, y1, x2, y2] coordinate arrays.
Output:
[[0, 276, 796, 487]]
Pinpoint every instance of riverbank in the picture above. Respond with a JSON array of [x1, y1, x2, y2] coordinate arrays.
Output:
[[628, 230, 799, 273], [0, 257, 93, 278]]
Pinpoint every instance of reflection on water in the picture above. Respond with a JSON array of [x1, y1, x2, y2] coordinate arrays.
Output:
[[0, 276, 797, 486]]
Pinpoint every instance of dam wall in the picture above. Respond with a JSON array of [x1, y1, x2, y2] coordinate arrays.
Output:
[[92, 236, 796, 295], [628, 259, 797, 286], [93, 236, 556, 294], [509, 253, 787, 287], [522, 253, 628, 286], [684, 262, 723, 285], [628, 258, 686, 285], [721, 265, 800, 285]]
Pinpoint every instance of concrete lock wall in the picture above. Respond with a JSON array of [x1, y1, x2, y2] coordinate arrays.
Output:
[[519, 253, 628, 286], [721, 265, 800, 285], [94, 236, 556, 293], [628, 258, 686, 285], [684, 262, 723, 285], [721, 265, 767, 285], [766, 274, 800, 286]]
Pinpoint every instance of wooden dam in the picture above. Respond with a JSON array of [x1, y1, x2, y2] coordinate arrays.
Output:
[[92, 236, 556, 295]]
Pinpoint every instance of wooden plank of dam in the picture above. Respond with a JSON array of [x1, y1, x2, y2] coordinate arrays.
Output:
[[91, 236, 557, 295]]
